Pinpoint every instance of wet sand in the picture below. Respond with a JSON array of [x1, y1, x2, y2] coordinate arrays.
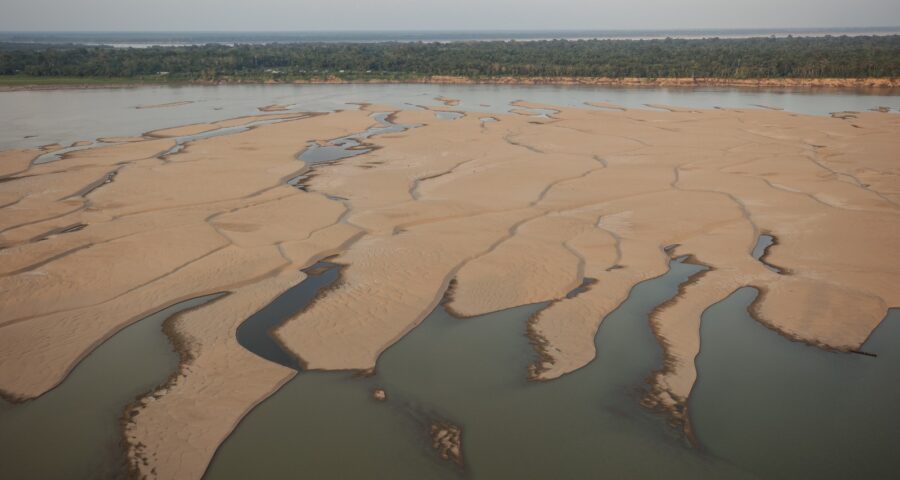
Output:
[[1, 102, 898, 478]]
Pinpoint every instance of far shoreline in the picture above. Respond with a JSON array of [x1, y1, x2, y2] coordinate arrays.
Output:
[[1, 75, 898, 92]]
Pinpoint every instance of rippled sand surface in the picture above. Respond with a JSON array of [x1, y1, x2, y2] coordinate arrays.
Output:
[[1, 101, 898, 479]]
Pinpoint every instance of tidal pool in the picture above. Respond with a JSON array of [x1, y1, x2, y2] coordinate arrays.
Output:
[[0, 293, 225, 480]]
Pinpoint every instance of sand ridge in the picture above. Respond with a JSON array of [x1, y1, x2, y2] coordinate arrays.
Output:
[[144, 112, 308, 138]]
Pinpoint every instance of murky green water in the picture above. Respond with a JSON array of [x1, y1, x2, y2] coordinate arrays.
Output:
[[0, 293, 224, 480], [207, 257, 756, 479], [691, 288, 900, 479], [4, 244, 898, 479]]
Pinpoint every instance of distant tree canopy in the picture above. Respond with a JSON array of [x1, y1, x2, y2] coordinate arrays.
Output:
[[1, 36, 898, 80]]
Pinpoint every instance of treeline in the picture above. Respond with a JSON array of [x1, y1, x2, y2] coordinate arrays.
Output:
[[1, 36, 898, 80]]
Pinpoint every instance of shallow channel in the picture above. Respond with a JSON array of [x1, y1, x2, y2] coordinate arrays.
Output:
[[33, 116, 298, 165], [0, 293, 225, 480], [751, 233, 783, 273], [236, 261, 342, 371]]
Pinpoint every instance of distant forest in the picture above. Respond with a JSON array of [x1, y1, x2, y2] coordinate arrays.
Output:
[[1, 36, 898, 81]]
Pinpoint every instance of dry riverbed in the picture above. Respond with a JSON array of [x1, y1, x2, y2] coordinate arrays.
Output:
[[0, 102, 898, 479]]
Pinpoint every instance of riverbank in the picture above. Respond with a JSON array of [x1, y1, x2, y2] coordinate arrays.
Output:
[[1, 75, 898, 92]]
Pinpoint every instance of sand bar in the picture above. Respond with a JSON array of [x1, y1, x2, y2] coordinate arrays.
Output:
[[1, 102, 898, 478]]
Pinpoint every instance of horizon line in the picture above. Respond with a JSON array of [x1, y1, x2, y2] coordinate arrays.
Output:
[[2, 26, 899, 34]]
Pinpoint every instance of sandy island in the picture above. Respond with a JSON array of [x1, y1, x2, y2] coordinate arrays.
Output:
[[1, 102, 898, 478]]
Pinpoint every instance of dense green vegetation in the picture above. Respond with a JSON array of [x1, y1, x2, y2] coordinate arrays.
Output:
[[1, 36, 898, 82], [0, 75, 148, 86]]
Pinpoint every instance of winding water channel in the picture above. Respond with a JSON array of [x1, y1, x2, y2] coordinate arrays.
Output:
[[0, 293, 225, 480], [751, 233, 784, 273], [236, 261, 342, 371]]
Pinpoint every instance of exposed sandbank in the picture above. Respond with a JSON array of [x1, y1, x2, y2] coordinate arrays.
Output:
[[1, 101, 898, 478], [258, 104, 291, 112], [135, 100, 194, 109]]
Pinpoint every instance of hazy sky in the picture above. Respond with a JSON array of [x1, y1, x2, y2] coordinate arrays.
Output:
[[2, 0, 899, 31]]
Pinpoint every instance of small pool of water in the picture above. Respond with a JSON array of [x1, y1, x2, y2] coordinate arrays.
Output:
[[32, 142, 101, 165], [0, 293, 225, 480], [515, 106, 559, 118], [236, 262, 342, 370], [296, 112, 411, 167], [434, 111, 464, 120], [751, 233, 783, 273]]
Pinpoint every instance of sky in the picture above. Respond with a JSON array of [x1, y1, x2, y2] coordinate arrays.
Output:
[[2, 0, 899, 31]]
